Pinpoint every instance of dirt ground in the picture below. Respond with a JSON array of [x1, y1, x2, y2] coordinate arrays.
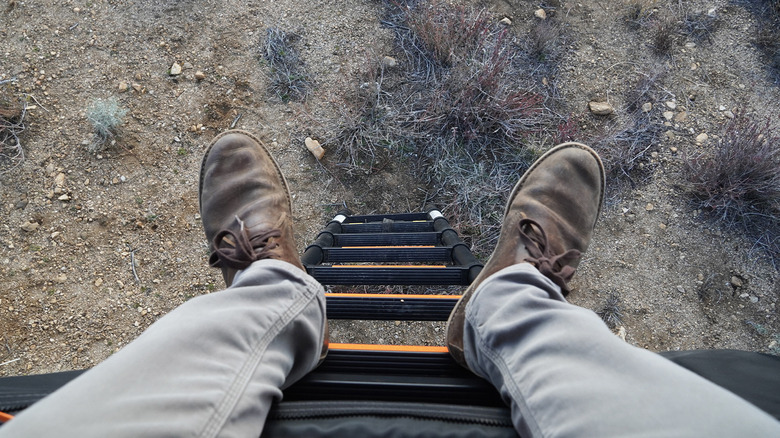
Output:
[[1, 0, 778, 378]]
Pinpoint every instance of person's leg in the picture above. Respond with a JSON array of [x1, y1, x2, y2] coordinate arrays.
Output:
[[446, 142, 780, 436], [463, 263, 780, 437], [0, 259, 326, 437], [1, 130, 328, 437]]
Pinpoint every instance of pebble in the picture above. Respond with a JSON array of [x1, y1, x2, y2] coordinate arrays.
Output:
[[685, 42, 696, 48], [500, 17, 512, 25], [305, 137, 325, 160], [534, 8, 547, 19], [695, 133, 708, 143], [730, 276, 743, 288], [54, 172, 66, 187], [95, 278, 103, 287], [58, 194, 71, 201], [183, 62, 193, 70], [665, 131, 675, 141], [665, 101, 677, 109], [169, 62, 182, 76], [750, 296, 759, 304], [641, 102, 652, 112], [118, 81, 129, 92], [724, 110, 735, 119], [588, 101, 613, 115], [382, 56, 397, 68], [195, 70, 206, 81], [663, 111, 674, 120], [674, 111, 687, 122], [659, 223, 667, 230], [669, 146, 678, 153], [21, 221, 39, 232], [55, 274, 67, 283], [645, 203, 654, 211], [676, 285, 685, 293], [718, 105, 726, 111], [131, 83, 142, 92]]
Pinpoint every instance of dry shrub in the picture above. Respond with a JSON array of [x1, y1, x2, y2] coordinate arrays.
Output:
[[0, 86, 26, 173], [683, 114, 780, 264], [328, 1, 571, 254]]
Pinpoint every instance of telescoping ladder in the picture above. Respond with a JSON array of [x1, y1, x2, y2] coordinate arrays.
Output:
[[278, 208, 509, 407]]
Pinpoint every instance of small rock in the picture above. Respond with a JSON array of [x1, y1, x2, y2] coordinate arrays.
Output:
[[194, 70, 206, 81], [663, 111, 674, 120], [135, 73, 143, 81], [669, 146, 678, 153], [588, 101, 613, 115], [645, 203, 654, 211], [58, 194, 71, 201], [718, 105, 726, 111], [20, 221, 39, 232], [730, 276, 743, 288], [305, 137, 325, 160], [15, 200, 28, 210], [724, 110, 735, 119], [665, 131, 675, 141], [54, 172, 66, 187], [118, 81, 129, 92], [500, 17, 512, 25], [641, 102, 652, 112], [169, 62, 182, 76], [659, 223, 667, 230], [112, 177, 120, 185], [534, 8, 547, 19], [382, 56, 397, 68], [55, 274, 67, 283], [131, 83, 143, 92], [749, 296, 759, 304], [183, 61, 193, 70], [665, 101, 677, 109], [676, 285, 685, 293], [95, 278, 103, 287], [695, 133, 708, 144], [616, 326, 626, 341], [674, 111, 687, 122], [685, 42, 696, 48]]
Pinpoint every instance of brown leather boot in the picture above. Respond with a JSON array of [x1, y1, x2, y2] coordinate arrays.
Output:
[[446, 142, 605, 367], [199, 130, 304, 287]]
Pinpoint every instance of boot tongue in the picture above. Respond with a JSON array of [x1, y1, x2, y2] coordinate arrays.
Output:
[[517, 218, 581, 295]]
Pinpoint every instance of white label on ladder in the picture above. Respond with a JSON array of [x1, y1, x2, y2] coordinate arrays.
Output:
[[333, 214, 347, 223], [428, 210, 443, 220]]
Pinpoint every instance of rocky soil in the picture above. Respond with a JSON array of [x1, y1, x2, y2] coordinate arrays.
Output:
[[1, 0, 778, 378]]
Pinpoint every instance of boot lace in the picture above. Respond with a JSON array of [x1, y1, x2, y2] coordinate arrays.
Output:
[[209, 216, 282, 270], [517, 218, 581, 295]]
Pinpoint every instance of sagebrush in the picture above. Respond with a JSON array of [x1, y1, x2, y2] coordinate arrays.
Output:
[[86, 97, 127, 153]]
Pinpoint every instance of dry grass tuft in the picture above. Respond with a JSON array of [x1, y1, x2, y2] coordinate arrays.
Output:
[[261, 28, 312, 102]]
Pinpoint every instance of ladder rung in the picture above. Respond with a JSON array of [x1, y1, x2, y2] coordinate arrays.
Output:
[[282, 348, 505, 406], [341, 221, 434, 233], [308, 266, 470, 285], [334, 232, 439, 246], [325, 293, 460, 320], [344, 212, 430, 222], [322, 247, 451, 263]]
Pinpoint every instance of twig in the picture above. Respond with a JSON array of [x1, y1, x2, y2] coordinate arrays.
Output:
[[0, 78, 16, 85], [129, 248, 140, 283], [23, 93, 49, 113], [0, 358, 20, 367], [69, 23, 79, 30], [230, 113, 242, 129]]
